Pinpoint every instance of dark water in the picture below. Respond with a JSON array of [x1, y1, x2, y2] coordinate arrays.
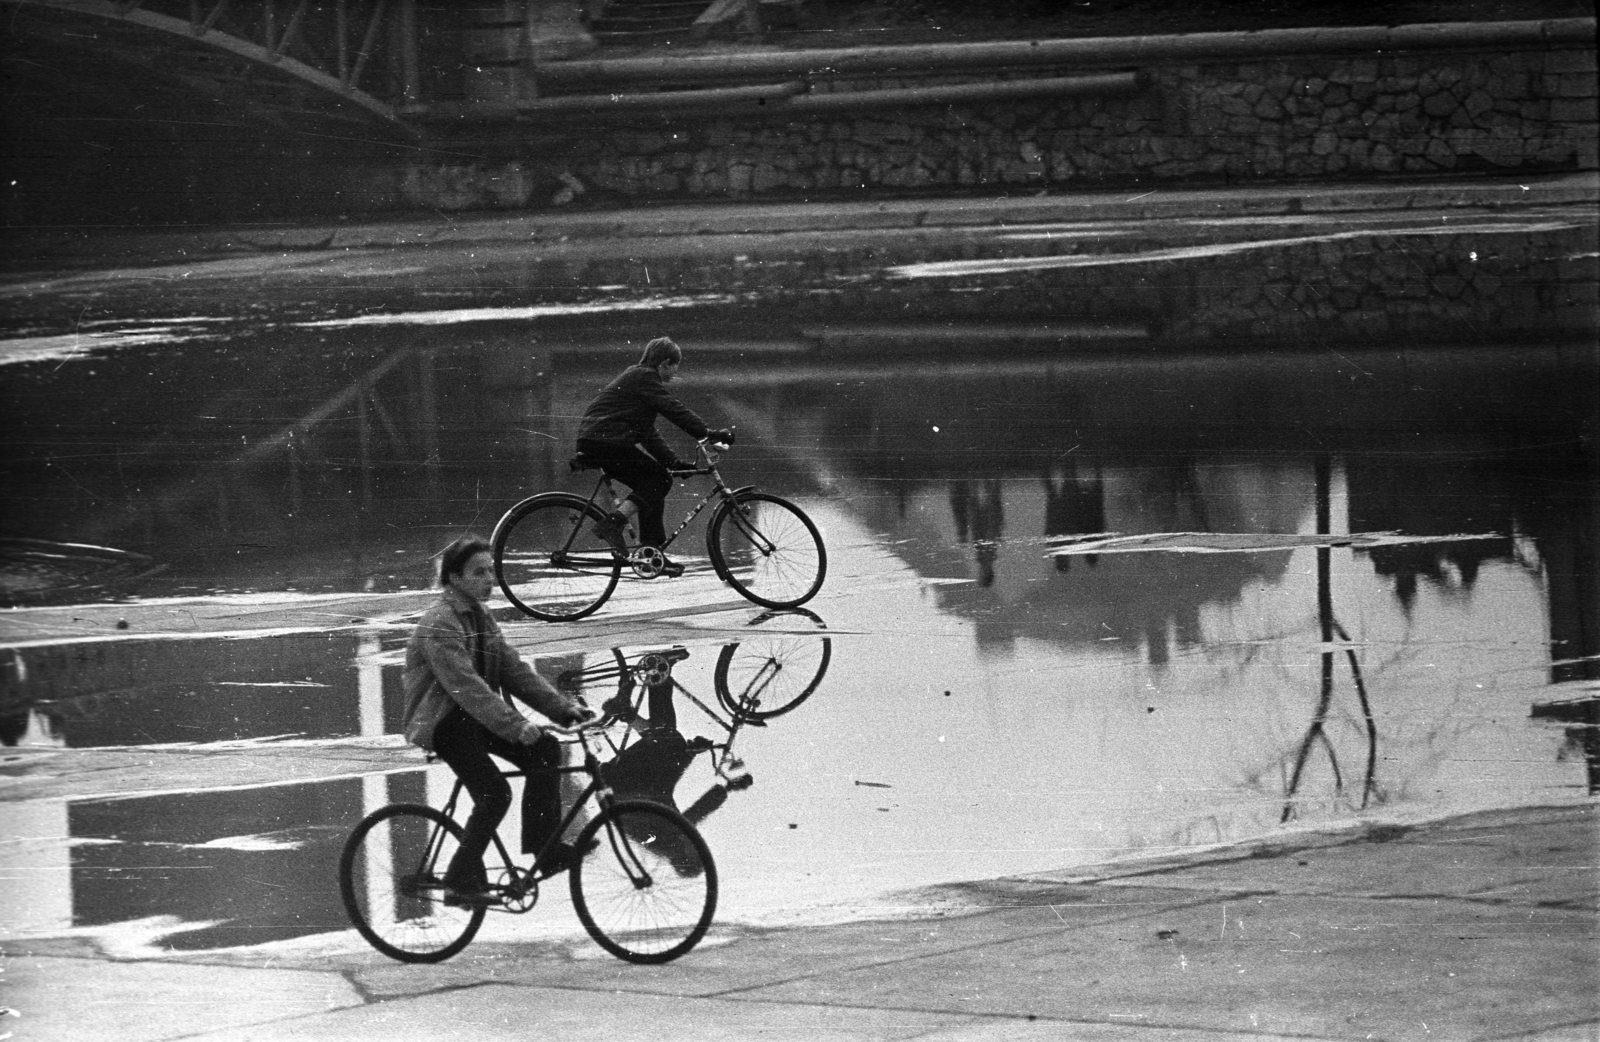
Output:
[[1, 307, 1595, 951]]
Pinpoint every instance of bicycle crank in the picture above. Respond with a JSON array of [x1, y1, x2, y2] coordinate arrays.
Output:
[[629, 546, 666, 579]]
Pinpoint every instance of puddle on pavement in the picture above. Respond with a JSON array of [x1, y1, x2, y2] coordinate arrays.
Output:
[[1, 313, 1595, 953]]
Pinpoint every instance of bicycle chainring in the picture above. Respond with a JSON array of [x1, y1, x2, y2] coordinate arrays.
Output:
[[629, 546, 665, 579], [499, 874, 538, 913], [636, 652, 674, 685]]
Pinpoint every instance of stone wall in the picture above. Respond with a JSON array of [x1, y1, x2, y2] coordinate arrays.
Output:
[[394, 31, 1598, 209], [785, 221, 1599, 350]]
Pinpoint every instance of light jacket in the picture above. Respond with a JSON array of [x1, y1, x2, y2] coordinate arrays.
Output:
[[401, 587, 582, 750], [576, 364, 710, 466]]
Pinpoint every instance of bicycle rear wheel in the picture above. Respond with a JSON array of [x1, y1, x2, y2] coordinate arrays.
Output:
[[715, 611, 833, 721], [708, 492, 826, 609], [493, 494, 622, 621], [338, 804, 484, 963], [570, 799, 717, 964]]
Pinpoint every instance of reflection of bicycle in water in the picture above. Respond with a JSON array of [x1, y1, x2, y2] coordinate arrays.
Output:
[[558, 610, 833, 823], [338, 717, 716, 965], [492, 438, 827, 622]]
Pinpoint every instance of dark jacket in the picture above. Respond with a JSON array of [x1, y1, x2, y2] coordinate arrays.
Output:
[[401, 587, 584, 750], [577, 365, 710, 466]]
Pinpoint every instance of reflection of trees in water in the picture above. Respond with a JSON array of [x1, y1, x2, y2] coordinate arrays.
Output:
[[1279, 617, 1378, 822], [949, 478, 1005, 587], [933, 457, 1302, 663], [1347, 452, 1568, 613], [1043, 461, 1104, 572], [1275, 459, 1377, 821]]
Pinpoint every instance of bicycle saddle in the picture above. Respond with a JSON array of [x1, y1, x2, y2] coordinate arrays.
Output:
[[569, 452, 601, 472]]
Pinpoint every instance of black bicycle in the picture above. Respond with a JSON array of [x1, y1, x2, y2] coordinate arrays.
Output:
[[491, 436, 826, 622], [560, 611, 833, 730], [338, 718, 716, 965]]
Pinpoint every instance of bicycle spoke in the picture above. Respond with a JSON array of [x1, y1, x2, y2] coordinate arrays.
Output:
[[710, 494, 826, 609], [715, 617, 832, 721], [571, 801, 716, 964], [339, 805, 484, 962], [494, 497, 621, 621]]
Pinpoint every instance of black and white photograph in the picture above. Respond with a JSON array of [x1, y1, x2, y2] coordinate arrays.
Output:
[[2, 1, 1596, 1039]]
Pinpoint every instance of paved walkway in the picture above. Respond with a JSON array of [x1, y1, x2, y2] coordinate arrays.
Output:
[[6, 171, 1595, 271], [4, 803, 1594, 1042]]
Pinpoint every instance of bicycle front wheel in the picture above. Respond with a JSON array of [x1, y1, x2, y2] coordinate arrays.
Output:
[[708, 492, 826, 609], [715, 611, 833, 721], [338, 804, 484, 963], [570, 799, 717, 964], [493, 494, 622, 622]]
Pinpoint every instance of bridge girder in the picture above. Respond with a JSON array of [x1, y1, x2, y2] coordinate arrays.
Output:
[[1, 0, 419, 142]]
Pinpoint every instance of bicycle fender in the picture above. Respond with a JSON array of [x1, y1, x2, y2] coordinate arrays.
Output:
[[491, 491, 593, 551]]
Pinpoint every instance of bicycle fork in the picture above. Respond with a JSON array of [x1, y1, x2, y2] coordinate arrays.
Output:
[[588, 753, 657, 892], [727, 502, 778, 557]]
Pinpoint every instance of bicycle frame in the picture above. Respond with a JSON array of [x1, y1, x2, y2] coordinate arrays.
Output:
[[565, 646, 754, 785], [431, 728, 649, 908], [576, 439, 773, 559]]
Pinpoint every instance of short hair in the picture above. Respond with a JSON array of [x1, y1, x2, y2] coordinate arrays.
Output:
[[639, 337, 681, 368], [437, 535, 492, 586]]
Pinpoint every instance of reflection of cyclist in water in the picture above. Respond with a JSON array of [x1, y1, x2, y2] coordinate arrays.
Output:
[[601, 665, 746, 876]]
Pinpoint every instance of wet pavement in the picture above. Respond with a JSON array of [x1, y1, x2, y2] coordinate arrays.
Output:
[[1, 173, 1596, 1040], [4, 803, 1594, 1041]]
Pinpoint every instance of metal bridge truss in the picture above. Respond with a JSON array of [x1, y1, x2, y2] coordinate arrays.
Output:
[[2, 0, 421, 136]]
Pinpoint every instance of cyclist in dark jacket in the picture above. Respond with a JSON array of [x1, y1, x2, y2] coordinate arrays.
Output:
[[576, 337, 729, 576]]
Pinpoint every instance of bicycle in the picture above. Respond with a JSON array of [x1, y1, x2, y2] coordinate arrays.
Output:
[[491, 435, 826, 622], [559, 609, 833, 731], [337, 717, 717, 965], [560, 622, 831, 832]]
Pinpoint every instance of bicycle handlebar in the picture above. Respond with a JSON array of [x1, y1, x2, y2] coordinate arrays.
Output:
[[698, 427, 735, 452]]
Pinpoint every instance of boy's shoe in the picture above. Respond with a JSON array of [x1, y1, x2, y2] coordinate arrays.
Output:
[[591, 512, 629, 554], [440, 883, 494, 908], [537, 838, 600, 879]]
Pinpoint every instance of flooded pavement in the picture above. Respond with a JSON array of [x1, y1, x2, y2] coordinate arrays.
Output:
[[1, 197, 1596, 963]]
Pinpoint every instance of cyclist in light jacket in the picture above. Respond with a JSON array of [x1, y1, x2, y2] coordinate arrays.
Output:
[[402, 535, 591, 905]]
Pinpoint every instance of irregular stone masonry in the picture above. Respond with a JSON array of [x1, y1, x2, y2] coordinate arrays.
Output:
[[374, 217, 1591, 349], [397, 40, 1597, 208]]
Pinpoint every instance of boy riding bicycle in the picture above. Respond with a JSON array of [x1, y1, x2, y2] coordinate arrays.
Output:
[[575, 337, 732, 577]]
